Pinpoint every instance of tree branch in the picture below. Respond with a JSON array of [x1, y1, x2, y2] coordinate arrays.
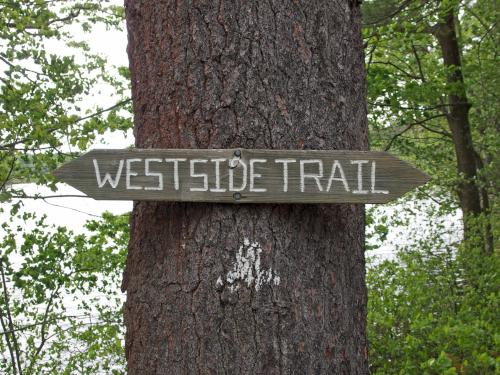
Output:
[[0, 313, 118, 335], [0, 294, 18, 374], [384, 113, 447, 151], [363, 0, 414, 26], [0, 98, 131, 150], [26, 285, 60, 374], [0, 259, 23, 375], [0, 155, 17, 192], [40, 198, 102, 218], [418, 122, 452, 137], [12, 194, 90, 199], [371, 60, 422, 80], [366, 37, 379, 73], [0, 54, 47, 81], [368, 101, 464, 111], [411, 42, 426, 82]]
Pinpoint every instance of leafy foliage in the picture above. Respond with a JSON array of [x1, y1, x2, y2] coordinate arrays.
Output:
[[363, 0, 499, 372], [367, 216, 499, 374], [363, 0, 498, 223], [0, 0, 132, 199], [0, 210, 128, 374], [0, 1, 132, 373]]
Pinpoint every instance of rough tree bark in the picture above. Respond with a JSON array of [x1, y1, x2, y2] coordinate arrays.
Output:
[[123, 1, 369, 374]]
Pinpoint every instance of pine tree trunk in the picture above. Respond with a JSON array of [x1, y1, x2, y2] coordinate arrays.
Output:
[[123, 1, 369, 373]]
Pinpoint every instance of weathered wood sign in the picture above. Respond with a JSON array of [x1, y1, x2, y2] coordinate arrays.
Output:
[[53, 149, 430, 203]]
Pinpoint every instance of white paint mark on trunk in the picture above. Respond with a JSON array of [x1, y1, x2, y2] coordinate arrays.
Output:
[[217, 238, 280, 292], [216, 276, 223, 287]]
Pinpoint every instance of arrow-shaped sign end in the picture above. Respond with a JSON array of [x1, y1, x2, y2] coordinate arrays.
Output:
[[415, 168, 432, 186], [51, 167, 63, 180], [51, 157, 93, 198]]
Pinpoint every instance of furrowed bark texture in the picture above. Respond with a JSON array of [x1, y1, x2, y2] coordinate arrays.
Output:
[[123, 1, 369, 374]]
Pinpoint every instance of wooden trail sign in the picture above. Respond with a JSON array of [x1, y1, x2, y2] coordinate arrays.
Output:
[[53, 148, 430, 204]]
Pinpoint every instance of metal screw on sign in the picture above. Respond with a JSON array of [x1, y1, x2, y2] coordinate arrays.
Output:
[[230, 149, 241, 169]]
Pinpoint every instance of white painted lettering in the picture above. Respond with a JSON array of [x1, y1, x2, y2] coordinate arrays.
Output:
[[190, 159, 208, 192], [165, 158, 186, 191], [275, 159, 296, 192], [210, 158, 227, 192], [351, 160, 369, 194], [300, 160, 323, 192], [371, 161, 389, 194], [126, 158, 142, 190], [93, 159, 124, 189], [326, 160, 349, 192], [249, 159, 267, 192], [229, 159, 247, 192], [144, 158, 163, 191]]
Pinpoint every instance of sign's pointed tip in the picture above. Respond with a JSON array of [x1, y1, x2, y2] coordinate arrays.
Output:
[[52, 167, 63, 180], [52, 156, 83, 182], [417, 169, 432, 186], [52, 162, 73, 181], [50, 168, 63, 182]]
